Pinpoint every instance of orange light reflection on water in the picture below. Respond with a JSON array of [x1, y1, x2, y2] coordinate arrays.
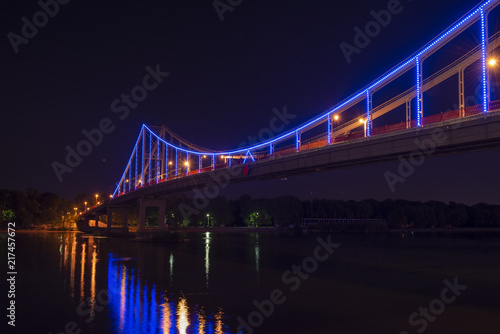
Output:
[[177, 297, 190, 334]]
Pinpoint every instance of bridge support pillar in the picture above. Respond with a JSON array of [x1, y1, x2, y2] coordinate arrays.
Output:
[[93, 213, 100, 227], [138, 198, 167, 231], [158, 204, 166, 229], [138, 203, 146, 231], [106, 207, 130, 232], [106, 209, 112, 232]]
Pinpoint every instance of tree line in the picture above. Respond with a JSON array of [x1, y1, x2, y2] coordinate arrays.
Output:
[[0, 189, 102, 229], [1, 188, 499, 229], [146, 194, 500, 229]]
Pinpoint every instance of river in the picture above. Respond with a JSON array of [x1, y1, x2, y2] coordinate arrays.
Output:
[[3, 230, 500, 333]]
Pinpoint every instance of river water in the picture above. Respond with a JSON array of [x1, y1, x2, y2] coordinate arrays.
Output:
[[3, 231, 500, 333]]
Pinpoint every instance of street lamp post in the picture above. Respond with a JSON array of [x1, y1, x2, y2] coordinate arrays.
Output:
[[206, 213, 210, 227], [359, 118, 367, 137], [84, 201, 87, 211], [488, 58, 497, 109], [95, 194, 99, 205]]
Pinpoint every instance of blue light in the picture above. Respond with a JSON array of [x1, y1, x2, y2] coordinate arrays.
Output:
[[270, 143, 273, 155], [148, 132, 152, 185], [481, 8, 488, 113], [296, 131, 299, 152], [112, 125, 144, 197], [327, 115, 331, 144], [164, 143, 168, 179], [416, 57, 422, 127], [175, 149, 178, 177], [156, 138, 159, 183], [198, 155, 201, 173], [186, 151, 189, 176], [366, 90, 371, 136], [228, 156, 232, 167], [212, 154, 215, 170], [141, 129, 145, 186], [128, 163, 131, 192], [243, 150, 255, 164], [107, 258, 225, 333], [416, 6, 486, 57]]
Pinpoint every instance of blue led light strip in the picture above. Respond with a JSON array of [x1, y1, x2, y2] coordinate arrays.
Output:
[[481, 8, 488, 113], [175, 149, 178, 176], [243, 150, 255, 164], [186, 152, 189, 176], [164, 142, 168, 179], [148, 132, 152, 185], [112, 125, 145, 197], [141, 128, 145, 186], [327, 115, 331, 144], [198, 155, 201, 173], [366, 90, 371, 136], [416, 57, 422, 127], [128, 162, 131, 192], [295, 131, 300, 152], [135, 139, 138, 190], [156, 138, 159, 183], [270, 143, 273, 155]]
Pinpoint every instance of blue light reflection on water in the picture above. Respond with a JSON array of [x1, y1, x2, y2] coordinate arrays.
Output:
[[107, 257, 229, 334]]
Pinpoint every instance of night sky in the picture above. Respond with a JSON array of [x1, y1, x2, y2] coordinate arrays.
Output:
[[1, 0, 500, 205]]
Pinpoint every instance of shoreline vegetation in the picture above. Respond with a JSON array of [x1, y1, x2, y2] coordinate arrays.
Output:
[[5, 227, 500, 235], [1, 189, 500, 231]]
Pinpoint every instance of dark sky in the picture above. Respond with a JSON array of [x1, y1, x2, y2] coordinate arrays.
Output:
[[1, 0, 499, 205]]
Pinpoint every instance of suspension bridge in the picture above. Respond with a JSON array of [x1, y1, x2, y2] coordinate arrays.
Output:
[[79, 0, 500, 232]]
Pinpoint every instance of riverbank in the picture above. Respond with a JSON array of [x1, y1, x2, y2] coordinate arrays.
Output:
[[4, 226, 500, 234]]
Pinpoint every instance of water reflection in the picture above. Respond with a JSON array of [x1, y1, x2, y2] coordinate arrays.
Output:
[[80, 242, 86, 301], [254, 234, 260, 275], [205, 232, 210, 287], [70, 238, 76, 300], [169, 252, 174, 284], [107, 258, 230, 333], [177, 297, 190, 333], [90, 245, 97, 315]]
